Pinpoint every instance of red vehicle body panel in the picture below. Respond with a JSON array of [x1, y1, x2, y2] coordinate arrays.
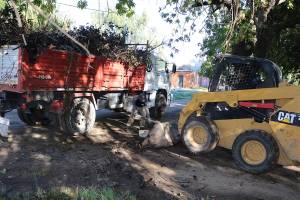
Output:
[[1, 48, 146, 92]]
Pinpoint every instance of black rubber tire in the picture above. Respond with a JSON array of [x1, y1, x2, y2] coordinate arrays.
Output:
[[17, 108, 36, 126], [113, 108, 124, 112], [150, 93, 167, 119], [31, 108, 52, 126], [17, 108, 26, 122], [64, 98, 96, 135], [232, 130, 279, 174], [182, 116, 219, 154], [57, 112, 69, 134]]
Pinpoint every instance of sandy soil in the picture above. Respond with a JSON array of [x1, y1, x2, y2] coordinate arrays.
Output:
[[1, 99, 300, 200]]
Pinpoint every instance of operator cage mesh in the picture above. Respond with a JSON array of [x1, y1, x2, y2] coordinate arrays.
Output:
[[216, 63, 266, 91]]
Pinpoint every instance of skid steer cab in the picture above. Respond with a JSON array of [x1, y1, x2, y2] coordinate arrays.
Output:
[[179, 54, 300, 174]]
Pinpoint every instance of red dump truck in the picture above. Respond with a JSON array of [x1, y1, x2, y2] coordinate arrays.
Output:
[[0, 45, 174, 135]]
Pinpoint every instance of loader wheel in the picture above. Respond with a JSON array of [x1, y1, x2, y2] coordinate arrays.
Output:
[[232, 130, 279, 174], [64, 98, 96, 135], [150, 93, 167, 119], [182, 116, 219, 154]]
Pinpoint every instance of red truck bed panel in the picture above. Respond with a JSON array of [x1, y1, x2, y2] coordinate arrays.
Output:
[[19, 49, 146, 92]]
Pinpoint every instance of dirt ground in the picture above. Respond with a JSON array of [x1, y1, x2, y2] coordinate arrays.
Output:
[[1, 99, 300, 200]]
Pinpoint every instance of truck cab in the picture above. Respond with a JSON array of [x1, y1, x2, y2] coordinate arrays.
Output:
[[119, 54, 175, 119], [144, 55, 173, 110]]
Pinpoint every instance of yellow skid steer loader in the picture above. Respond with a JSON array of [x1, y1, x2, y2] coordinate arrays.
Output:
[[179, 55, 300, 173]]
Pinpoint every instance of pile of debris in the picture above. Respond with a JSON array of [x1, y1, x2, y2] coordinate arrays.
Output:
[[0, 7, 150, 67]]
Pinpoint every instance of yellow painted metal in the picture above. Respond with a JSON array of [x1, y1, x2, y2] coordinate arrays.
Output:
[[269, 96, 300, 162], [178, 86, 300, 133], [178, 85, 300, 167], [192, 127, 208, 145], [241, 140, 267, 165], [215, 119, 272, 149], [214, 118, 294, 166]]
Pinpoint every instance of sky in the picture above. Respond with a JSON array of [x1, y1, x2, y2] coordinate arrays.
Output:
[[56, 0, 206, 69]]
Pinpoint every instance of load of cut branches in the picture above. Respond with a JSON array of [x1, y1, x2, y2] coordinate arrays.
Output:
[[0, 7, 27, 45], [0, 7, 150, 67]]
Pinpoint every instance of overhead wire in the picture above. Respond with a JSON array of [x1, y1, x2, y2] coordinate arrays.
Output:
[[56, 2, 116, 13]]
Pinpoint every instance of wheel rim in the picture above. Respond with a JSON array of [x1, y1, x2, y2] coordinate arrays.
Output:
[[72, 107, 88, 128], [241, 140, 267, 165], [190, 126, 208, 145]]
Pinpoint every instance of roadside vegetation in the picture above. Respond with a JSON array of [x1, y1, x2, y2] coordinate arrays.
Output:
[[0, 187, 136, 200]]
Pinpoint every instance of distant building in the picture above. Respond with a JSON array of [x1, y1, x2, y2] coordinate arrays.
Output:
[[171, 67, 209, 88]]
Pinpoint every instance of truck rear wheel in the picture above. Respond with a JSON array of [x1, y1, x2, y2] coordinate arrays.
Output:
[[17, 108, 35, 126], [232, 130, 279, 174], [64, 98, 96, 135], [17, 102, 51, 126], [182, 116, 219, 154]]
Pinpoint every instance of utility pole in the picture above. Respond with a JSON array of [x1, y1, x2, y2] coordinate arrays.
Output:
[[98, 0, 101, 26]]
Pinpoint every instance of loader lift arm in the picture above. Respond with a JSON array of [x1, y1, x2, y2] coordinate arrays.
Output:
[[178, 86, 300, 133]]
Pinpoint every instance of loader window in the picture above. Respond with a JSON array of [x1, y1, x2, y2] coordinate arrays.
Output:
[[215, 63, 267, 91]]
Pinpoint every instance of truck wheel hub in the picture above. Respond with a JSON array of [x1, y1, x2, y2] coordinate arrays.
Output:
[[73, 110, 86, 125]]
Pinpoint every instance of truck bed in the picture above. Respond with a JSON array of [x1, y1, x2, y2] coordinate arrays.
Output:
[[0, 46, 146, 93]]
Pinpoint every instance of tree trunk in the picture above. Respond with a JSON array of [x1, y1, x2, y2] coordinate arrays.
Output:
[[253, 0, 278, 58], [254, 27, 274, 58]]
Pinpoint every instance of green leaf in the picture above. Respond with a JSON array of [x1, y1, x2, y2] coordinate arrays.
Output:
[[126, 9, 135, 17], [77, 0, 88, 9], [0, 0, 6, 10]]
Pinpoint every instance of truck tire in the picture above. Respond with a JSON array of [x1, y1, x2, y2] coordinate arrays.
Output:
[[232, 130, 279, 174], [31, 108, 52, 126], [17, 108, 35, 126], [64, 98, 96, 135], [150, 93, 167, 119], [182, 116, 219, 154], [18, 101, 52, 126]]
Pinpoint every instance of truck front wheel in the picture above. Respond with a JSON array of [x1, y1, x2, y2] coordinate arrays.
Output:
[[150, 93, 167, 119], [64, 98, 96, 135]]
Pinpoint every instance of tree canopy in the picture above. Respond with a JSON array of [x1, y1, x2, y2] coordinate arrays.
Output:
[[157, 0, 300, 81], [1, 0, 299, 81]]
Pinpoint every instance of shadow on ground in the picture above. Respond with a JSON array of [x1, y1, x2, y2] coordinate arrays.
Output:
[[1, 104, 300, 200]]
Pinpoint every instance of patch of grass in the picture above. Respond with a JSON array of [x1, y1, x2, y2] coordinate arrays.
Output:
[[1, 187, 136, 200], [172, 89, 203, 100], [192, 86, 208, 91]]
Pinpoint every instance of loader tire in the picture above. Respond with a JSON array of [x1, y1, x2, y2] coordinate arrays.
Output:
[[182, 116, 219, 154], [64, 98, 96, 135], [232, 130, 279, 174]]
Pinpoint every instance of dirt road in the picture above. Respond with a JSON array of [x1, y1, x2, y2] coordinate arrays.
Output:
[[1, 99, 300, 199]]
